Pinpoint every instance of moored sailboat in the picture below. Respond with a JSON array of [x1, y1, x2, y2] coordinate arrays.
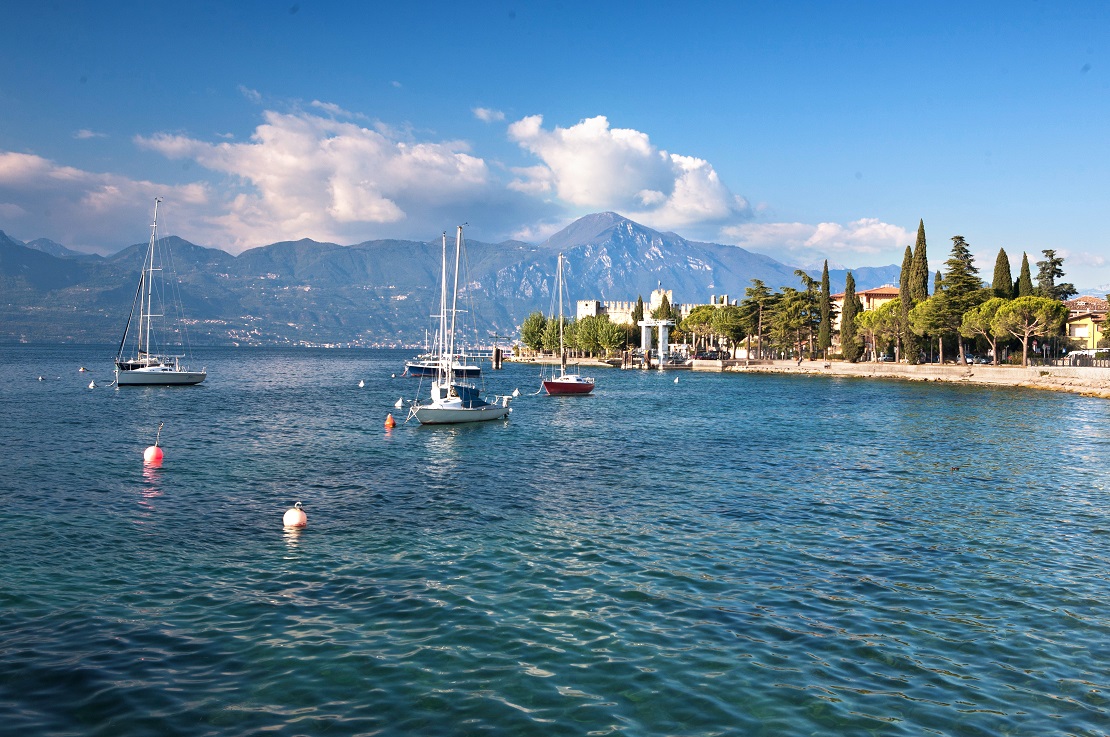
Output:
[[542, 253, 594, 395], [408, 226, 512, 425], [114, 198, 206, 386]]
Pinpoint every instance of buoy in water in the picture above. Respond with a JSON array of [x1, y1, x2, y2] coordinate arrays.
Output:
[[144, 421, 164, 465], [79, 367, 87, 372], [88, 380, 96, 389], [38, 376, 44, 381], [394, 397, 403, 408], [283, 502, 307, 528], [385, 413, 396, 429], [358, 379, 365, 388], [674, 376, 679, 384], [391, 373, 396, 378]]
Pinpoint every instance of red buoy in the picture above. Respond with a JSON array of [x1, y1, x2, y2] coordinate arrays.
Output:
[[143, 445, 163, 465], [385, 413, 396, 429]]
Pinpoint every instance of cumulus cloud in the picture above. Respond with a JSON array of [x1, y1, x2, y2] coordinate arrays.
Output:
[[0, 151, 210, 252], [135, 108, 495, 249], [507, 114, 750, 231], [473, 107, 506, 123], [722, 217, 912, 265]]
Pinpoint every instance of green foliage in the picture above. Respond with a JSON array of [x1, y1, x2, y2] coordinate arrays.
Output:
[[992, 249, 1013, 298], [741, 279, 775, 358], [1016, 253, 1034, 297], [910, 220, 930, 301], [712, 305, 747, 347], [899, 246, 918, 362], [840, 272, 863, 362], [960, 297, 1008, 364], [818, 260, 832, 352], [1035, 249, 1077, 301], [991, 296, 1068, 365], [597, 318, 625, 355], [520, 311, 547, 352]]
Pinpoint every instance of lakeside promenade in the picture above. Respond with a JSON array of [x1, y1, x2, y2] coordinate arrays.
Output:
[[508, 355, 1110, 399], [720, 359, 1110, 399]]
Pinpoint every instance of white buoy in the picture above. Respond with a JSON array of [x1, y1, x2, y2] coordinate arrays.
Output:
[[358, 380, 365, 388], [512, 388, 520, 397], [283, 502, 307, 528], [394, 397, 403, 408], [391, 373, 396, 378], [674, 377, 679, 384], [88, 380, 96, 389], [38, 376, 44, 381]]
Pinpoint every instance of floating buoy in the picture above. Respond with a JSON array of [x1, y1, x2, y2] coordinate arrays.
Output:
[[394, 397, 403, 408], [674, 377, 679, 384], [79, 367, 88, 372], [512, 388, 520, 397], [88, 380, 96, 389], [283, 502, 307, 528], [358, 379, 365, 388], [143, 421, 164, 465], [384, 413, 396, 429], [38, 376, 44, 381], [391, 373, 396, 378]]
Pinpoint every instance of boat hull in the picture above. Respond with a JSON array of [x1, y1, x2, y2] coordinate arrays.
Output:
[[412, 402, 510, 425], [405, 361, 480, 378], [542, 377, 594, 395], [116, 368, 207, 386]]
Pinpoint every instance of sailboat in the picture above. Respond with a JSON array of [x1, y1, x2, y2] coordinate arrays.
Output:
[[408, 226, 512, 425], [542, 253, 595, 395], [114, 198, 206, 386]]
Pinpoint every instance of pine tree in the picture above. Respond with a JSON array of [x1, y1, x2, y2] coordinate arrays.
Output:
[[992, 248, 1013, 298], [1035, 249, 1077, 301], [818, 261, 832, 354], [1017, 254, 1034, 296], [910, 219, 930, 301], [840, 272, 863, 362], [943, 235, 986, 362]]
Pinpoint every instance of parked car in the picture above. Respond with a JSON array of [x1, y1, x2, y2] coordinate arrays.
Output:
[[877, 354, 894, 362]]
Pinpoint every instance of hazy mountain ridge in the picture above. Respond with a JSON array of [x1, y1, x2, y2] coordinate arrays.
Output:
[[0, 217, 902, 345]]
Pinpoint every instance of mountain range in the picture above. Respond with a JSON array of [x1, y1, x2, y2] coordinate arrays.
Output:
[[0, 211, 901, 346]]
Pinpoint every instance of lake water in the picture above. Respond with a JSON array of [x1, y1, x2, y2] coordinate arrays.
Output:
[[1, 345, 1107, 736]]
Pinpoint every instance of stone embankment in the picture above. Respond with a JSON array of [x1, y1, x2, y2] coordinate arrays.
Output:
[[712, 359, 1110, 399]]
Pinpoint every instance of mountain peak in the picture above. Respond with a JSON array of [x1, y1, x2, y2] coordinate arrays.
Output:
[[539, 211, 652, 251]]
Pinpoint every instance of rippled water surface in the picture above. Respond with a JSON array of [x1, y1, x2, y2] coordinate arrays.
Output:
[[2, 345, 1108, 736]]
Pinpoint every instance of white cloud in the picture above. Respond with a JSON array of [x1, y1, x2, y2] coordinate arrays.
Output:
[[507, 114, 750, 232], [134, 109, 494, 249], [74, 129, 106, 140], [722, 217, 911, 265], [310, 100, 368, 121], [473, 107, 506, 123], [238, 85, 262, 104], [0, 151, 210, 251]]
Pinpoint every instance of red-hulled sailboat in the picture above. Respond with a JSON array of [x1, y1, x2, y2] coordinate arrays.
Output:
[[542, 253, 595, 396]]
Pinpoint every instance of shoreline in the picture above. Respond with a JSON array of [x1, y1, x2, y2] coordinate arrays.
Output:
[[507, 355, 1110, 399], [721, 359, 1110, 399]]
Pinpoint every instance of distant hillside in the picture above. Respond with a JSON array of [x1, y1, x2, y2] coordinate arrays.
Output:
[[0, 217, 902, 346]]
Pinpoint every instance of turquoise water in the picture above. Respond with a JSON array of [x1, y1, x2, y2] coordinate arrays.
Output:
[[1, 345, 1107, 736]]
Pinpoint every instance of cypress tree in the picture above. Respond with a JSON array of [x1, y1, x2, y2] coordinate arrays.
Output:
[[818, 260, 832, 354], [899, 246, 918, 362], [631, 296, 644, 347], [934, 270, 943, 294], [840, 271, 863, 362], [1017, 254, 1034, 296], [992, 248, 1013, 298], [910, 219, 930, 301]]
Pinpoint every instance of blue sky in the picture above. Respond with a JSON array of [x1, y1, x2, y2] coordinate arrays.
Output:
[[2, 1, 1108, 289]]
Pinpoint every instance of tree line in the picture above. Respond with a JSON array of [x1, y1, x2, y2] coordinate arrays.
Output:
[[517, 221, 1084, 367]]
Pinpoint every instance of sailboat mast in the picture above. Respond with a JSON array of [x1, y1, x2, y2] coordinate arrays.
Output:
[[438, 231, 448, 383], [557, 253, 565, 359], [448, 225, 463, 369], [143, 197, 162, 358]]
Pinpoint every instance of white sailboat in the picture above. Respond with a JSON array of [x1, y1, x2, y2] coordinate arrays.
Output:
[[114, 198, 206, 386], [541, 253, 594, 395], [408, 225, 512, 425]]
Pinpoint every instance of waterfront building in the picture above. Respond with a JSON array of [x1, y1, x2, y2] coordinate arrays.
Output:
[[576, 288, 736, 325], [1064, 295, 1109, 350]]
